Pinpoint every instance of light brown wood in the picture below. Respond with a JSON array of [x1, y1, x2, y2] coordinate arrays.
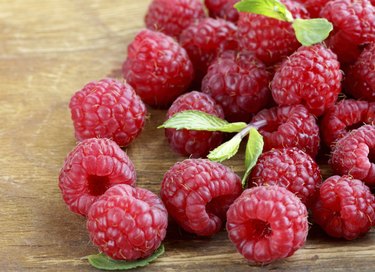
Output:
[[0, 1, 374, 271]]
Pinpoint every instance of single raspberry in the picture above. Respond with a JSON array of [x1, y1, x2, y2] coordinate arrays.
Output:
[[320, 0, 375, 45], [325, 31, 363, 65], [301, 0, 331, 18], [165, 91, 224, 158], [87, 184, 168, 260], [179, 18, 238, 83], [249, 148, 322, 207], [344, 43, 375, 102], [251, 105, 320, 158], [145, 0, 206, 39], [226, 186, 308, 264], [201, 51, 272, 123], [271, 44, 342, 117], [204, 0, 239, 23], [122, 29, 194, 107], [329, 125, 375, 187], [321, 99, 375, 147], [69, 78, 146, 147], [58, 138, 136, 216], [237, 0, 309, 66], [160, 159, 242, 236], [312, 175, 375, 240]]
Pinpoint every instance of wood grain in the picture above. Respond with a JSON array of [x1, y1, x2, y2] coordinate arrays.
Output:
[[0, 1, 373, 271]]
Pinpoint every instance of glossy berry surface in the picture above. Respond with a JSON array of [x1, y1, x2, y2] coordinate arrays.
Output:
[[204, 0, 239, 22]]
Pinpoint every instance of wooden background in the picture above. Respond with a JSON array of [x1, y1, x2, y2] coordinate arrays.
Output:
[[0, 0, 374, 271]]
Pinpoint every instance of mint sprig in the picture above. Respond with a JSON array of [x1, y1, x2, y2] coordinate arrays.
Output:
[[207, 135, 242, 162], [235, 0, 333, 46]]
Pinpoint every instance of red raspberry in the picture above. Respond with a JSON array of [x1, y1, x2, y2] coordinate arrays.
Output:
[[271, 44, 342, 117], [301, 0, 331, 18], [251, 105, 320, 158], [312, 175, 375, 240], [179, 18, 238, 83], [345, 43, 375, 102], [201, 51, 272, 123], [237, 0, 309, 66], [320, 0, 375, 45], [145, 0, 206, 39], [226, 186, 308, 264], [321, 99, 375, 147], [249, 148, 322, 207], [325, 31, 363, 65], [122, 29, 194, 107], [165, 91, 224, 158], [204, 0, 239, 23], [329, 125, 375, 187], [58, 138, 136, 216], [160, 159, 242, 236], [69, 78, 146, 147], [87, 184, 168, 260]]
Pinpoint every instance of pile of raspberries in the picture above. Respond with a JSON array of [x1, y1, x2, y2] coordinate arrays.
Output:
[[59, 0, 375, 266]]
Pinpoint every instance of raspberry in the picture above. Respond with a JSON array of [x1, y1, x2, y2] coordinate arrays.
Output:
[[251, 105, 320, 158], [320, 0, 375, 45], [321, 99, 375, 147], [179, 18, 238, 83], [87, 184, 168, 260], [69, 78, 146, 147], [302, 0, 331, 18], [122, 29, 194, 107], [325, 31, 363, 65], [344, 43, 375, 102], [204, 0, 239, 23], [271, 44, 342, 117], [160, 159, 242, 236], [201, 51, 272, 123], [237, 0, 309, 66], [312, 175, 375, 240], [226, 186, 308, 264], [249, 148, 322, 207], [58, 138, 136, 216], [165, 91, 225, 158], [329, 125, 375, 187], [145, 0, 206, 39]]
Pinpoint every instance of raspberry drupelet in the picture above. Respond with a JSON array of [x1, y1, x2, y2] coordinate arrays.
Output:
[[58, 138, 136, 216], [160, 159, 242, 236], [204, 0, 240, 23]]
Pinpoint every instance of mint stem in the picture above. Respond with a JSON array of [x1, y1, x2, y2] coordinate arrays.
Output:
[[237, 120, 267, 140]]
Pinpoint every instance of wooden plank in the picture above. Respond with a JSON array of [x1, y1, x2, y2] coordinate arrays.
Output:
[[0, 0, 373, 271]]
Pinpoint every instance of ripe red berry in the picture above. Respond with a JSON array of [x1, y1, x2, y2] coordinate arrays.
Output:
[[145, 0, 206, 39], [202, 51, 272, 123], [226, 186, 309, 264], [69, 78, 146, 147], [344, 43, 375, 102], [237, 0, 309, 66], [251, 105, 320, 158], [330, 125, 375, 187], [325, 31, 363, 65], [204, 0, 239, 23], [87, 184, 168, 260], [165, 91, 224, 158], [312, 175, 375, 240], [58, 138, 136, 216], [302, 0, 331, 18], [321, 99, 375, 147], [249, 148, 322, 207], [271, 44, 342, 117], [179, 18, 238, 83], [122, 29, 194, 107], [160, 159, 242, 236]]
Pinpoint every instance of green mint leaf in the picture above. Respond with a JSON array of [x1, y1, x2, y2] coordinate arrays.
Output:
[[87, 244, 164, 270], [207, 135, 242, 162], [235, 0, 294, 22], [242, 128, 264, 187], [158, 110, 247, 133], [292, 18, 333, 46]]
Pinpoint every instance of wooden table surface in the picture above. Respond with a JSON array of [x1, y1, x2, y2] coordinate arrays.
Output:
[[1, 0, 374, 271]]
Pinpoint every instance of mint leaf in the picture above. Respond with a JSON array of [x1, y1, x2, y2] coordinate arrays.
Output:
[[235, 0, 293, 22], [292, 18, 333, 46], [207, 135, 242, 162], [158, 110, 247, 133], [87, 245, 164, 270], [242, 128, 264, 187]]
